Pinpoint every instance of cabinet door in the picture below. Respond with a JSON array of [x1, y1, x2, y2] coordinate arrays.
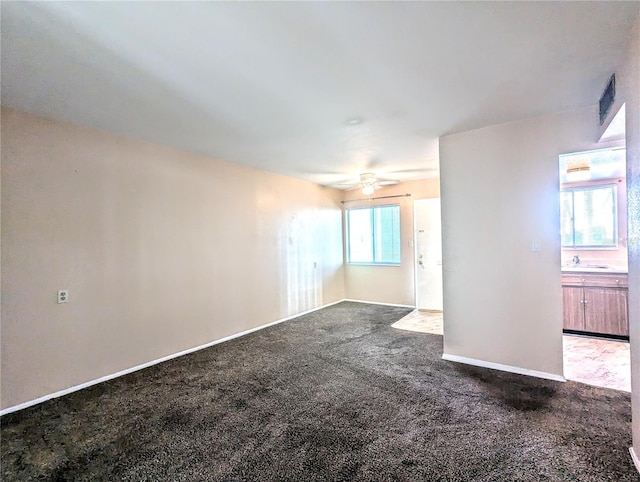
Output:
[[584, 288, 629, 336], [562, 287, 584, 331]]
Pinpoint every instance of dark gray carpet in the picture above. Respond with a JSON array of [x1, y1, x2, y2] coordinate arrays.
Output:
[[1, 301, 637, 481]]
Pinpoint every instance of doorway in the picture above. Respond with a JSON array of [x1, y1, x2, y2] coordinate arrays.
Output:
[[391, 198, 444, 335], [558, 123, 630, 391]]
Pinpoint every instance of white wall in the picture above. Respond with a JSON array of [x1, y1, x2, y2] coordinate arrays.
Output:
[[439, 106, 609, 379], [0, 108, 345, 410], [342, 178, 440, 306], [601, 14, 640, 470], [626, 19, 640, 472]]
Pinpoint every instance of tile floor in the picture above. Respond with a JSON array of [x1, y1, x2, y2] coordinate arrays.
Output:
[[392, 310, 631, 392], [563, 334, 630, 392], [392, 309, 443, 335]]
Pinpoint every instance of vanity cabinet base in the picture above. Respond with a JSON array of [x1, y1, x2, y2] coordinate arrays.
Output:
[[561, 273, 629, 337]]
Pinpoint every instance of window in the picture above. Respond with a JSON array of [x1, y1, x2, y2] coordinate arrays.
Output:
[[347, 204, 401, 264], [560, 184, 617, 248]]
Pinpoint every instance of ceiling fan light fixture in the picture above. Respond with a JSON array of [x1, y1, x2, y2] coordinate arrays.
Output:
[[362, 185, 375, 196]]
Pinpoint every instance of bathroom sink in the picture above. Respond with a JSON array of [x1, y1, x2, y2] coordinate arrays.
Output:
[[562, 264, 629, 274], [564, 264, 611, 269]]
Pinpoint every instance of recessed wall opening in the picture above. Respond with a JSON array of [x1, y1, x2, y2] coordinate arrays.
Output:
[[391, 198, 444, 336], [558, 107, 630, 391]]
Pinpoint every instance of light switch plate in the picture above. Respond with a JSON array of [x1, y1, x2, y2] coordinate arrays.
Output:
[[531, 239, 541, 252]]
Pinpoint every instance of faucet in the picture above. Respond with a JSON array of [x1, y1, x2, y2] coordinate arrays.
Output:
[[572, 255, 580, 265]]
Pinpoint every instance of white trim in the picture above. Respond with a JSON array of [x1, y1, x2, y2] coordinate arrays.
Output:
[[630, 447, 640, 474], [0, 299, 344, 417], [413, 199, 420, 310], [442, 353, 567, 383], [344, 298, 415, 309]]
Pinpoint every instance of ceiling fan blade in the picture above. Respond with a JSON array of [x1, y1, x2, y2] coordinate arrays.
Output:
[[377, 180, 399, 186], [385, 167, 439, 174]]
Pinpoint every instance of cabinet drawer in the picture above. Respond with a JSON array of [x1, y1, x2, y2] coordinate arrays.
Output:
[[561, 273, 628, 288]]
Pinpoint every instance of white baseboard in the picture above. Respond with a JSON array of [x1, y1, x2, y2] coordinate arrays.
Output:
[[0, 299, 345, 417], [344, 298, 415, 309], [631, 447, 640, 474], [442, 353, 566, 383]]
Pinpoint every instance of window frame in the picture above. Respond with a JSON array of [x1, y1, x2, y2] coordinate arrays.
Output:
[[560, 183, 618, 249], [346, 204, 401, 266]]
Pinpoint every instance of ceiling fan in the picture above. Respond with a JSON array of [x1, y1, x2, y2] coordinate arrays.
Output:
[[336, 172, 399, 195]]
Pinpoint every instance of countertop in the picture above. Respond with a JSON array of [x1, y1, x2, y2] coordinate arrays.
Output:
[[561, 266, 628, 274]]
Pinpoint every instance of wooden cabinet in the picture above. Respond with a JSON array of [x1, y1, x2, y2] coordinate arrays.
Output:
[[561, 272, 629, 337], [562, 286, 585, 331]]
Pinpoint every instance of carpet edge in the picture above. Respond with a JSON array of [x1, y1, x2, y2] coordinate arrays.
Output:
[[0, 299, 348, 417]]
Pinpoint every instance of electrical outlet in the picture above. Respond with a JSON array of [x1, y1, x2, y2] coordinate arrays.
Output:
[[57, 289, 69, 304]]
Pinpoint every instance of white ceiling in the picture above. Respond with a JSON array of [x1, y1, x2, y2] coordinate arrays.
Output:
[[1, 2, 638, 188]]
